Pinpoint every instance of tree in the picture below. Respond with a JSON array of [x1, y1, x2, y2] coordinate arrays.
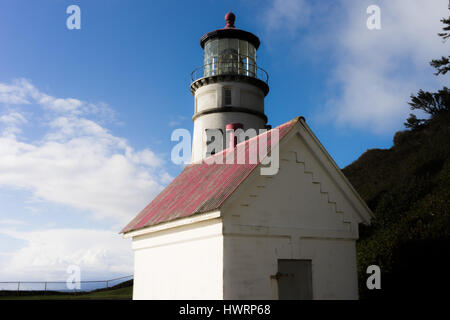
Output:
[[430, 4, 450, 75], [408, 87, 450, 116], [403, 113, 425, 130], [405, 5, 449, 129], [430, 56, 449, 75]]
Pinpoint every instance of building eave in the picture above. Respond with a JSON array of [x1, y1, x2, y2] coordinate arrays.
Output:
[[122, 210, 221, 239]]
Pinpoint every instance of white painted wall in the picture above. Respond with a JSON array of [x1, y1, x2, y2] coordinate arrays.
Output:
[[194, 82, 264, 114], [129, 125, 370, 300], [220, 133, 362, 299], [131, 218, 224, 300], [191, 82, 267, 163], [222, 236, 358, 299]]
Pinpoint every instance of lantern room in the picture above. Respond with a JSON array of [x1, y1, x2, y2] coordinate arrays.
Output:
[[191, 12, 269, 94]]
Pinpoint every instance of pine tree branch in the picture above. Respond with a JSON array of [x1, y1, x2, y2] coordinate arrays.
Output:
[[430, 56, 450, 75]]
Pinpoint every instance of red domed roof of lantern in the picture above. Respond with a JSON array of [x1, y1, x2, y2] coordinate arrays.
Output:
[[199, 12, 260, 49]]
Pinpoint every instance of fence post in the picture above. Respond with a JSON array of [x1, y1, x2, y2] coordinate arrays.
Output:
[[106, 280, 109, 289], [44, 282, 47, 292], [17, 282, 20, 292]]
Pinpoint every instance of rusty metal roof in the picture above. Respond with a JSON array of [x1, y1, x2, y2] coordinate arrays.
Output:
[[121, 117, 299, 234]]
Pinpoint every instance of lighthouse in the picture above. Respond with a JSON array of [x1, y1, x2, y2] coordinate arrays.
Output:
[[190, 12, 270, 162], [122, 12, 373, 300]]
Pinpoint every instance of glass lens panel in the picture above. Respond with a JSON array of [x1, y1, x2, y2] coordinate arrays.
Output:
[[238, 40, 248, 75], [229, 38, 238, 56], [212, 57, 217, 75], [210, 40, 218, 76], [211, 39, 218, 56], [248, 57, 256, 77], [218, 38, 227, 57], [201, 38, 258, 78], [204, 40, 211, 77], [239, 40, 248, 59], [204, 41, 210, 62], [248, 43, 256, 61]]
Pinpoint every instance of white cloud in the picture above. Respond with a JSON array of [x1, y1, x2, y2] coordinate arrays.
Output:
[[0, 228, 132, 281], [159, 172, 174, 184], [0, 78, 172, 281], [264, 0, 311, 34], [0, 111, 27, 136], [325, 0, 449, 133], [0, 81, 30, 105], [39, 95, 83, 114], [261, 0, 448, 134], [0, 219, 25, 226], [168, 115, 188, 128], [169, 120, 181, 127], [0, 79, 169, 226], [0, 78, 116, 119], [0, 133, 165, 225], [0, 112, 27, 125]]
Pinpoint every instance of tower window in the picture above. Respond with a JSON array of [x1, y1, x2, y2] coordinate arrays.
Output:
[[224, 89, 232, 106]]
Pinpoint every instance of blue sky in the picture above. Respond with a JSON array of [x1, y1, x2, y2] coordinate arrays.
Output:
[[0, 0, 448, 282]]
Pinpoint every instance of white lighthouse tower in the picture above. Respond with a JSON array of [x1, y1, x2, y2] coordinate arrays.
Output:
[[190, 12, 270, 162]]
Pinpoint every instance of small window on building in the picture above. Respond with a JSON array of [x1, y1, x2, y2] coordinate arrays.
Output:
[[224, 89, 232, 106]]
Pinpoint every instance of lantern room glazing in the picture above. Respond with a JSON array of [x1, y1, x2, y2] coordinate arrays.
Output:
[[203, 38, 257, 78]]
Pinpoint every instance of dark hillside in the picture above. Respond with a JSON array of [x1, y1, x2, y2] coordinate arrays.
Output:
[[343, 111, 450, 299]]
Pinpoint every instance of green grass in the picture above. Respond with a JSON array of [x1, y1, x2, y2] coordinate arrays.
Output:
[[0, 280, 133, 300]]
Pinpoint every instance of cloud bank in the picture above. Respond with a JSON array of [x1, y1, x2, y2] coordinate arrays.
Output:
[[262, 0, 449, 134], [0, 227, 132, 281], [0, 78, 167, 225], [330, 0, 448, 133], [0, 78, 170, 280]]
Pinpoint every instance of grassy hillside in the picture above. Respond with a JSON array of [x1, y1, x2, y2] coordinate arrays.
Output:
[[343, 111, 450, 299], [0, 280, 133, 300]]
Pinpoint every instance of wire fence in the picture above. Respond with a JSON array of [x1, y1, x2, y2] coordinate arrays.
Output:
[[0, 275, 133, 293]]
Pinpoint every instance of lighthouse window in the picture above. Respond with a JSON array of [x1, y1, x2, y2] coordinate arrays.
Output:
[[211, 57, 217, 76], [239, 40, 248, 76], [239, 40, 248, 60], [203, 39, 257, 78], [204, 40, 218, 77], [229, 39, 239, 57], [224, 89, 232, 106], [243, 57, 249, 76], [248, 43, 256, 61]]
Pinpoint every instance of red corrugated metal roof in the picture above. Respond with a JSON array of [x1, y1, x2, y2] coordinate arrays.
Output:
[[121, 117, 299, 234]]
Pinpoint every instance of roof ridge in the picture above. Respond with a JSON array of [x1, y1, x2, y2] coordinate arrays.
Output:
[[200, 115, 302, 165]]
